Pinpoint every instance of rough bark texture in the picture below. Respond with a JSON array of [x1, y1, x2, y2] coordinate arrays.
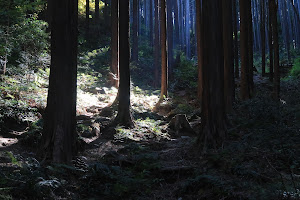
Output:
[[154, 0, 160, 87], [261, 0, 266, 76], [110, 0, 119, 88], [239, 0, 250, 100], [160, 0, 168, 99], [40, 0, 78, 163], [233, 0, 239, 78], [270, 0, 280, 99], [114, 0, 134, 128], [132, 0, 139, 63], [197, 0, 226, 151], [196, 0, 203, 101]]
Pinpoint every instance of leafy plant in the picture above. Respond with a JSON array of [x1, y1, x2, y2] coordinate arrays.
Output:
[[290, 57, 300, 77]]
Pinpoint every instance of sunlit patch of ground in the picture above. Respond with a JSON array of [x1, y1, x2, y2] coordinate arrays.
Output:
[[0, 137, 18, 147]]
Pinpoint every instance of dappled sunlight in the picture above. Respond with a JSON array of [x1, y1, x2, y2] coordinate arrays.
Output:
[[0, 137, 18, 148]]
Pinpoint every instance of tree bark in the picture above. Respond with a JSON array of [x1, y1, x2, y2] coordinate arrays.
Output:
[[196, 0, 203, 101], [270, 0, 280, 99], [223, 0, 234, 112], [40, 0, 78, 163], [114, 0, 134, 128], [95, 0, 99, 20], [247, 0, 254, 94], [268, 0, 274, 82], [261, 0, 266, 76], [167, 0, 173, 78], [86, 0, 90, 36], [239, 0, 250, 100], [149, 0, 153, 46], [110, 0, 119, 88], [233, 0, 239, 78], [160, 0, 168, 99], [197, 0, 226, 151]]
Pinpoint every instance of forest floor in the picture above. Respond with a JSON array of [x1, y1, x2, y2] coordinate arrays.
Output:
[[1, 71, 300, 200]]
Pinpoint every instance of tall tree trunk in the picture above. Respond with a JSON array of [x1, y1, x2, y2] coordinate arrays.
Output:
[[270, 0, 280, 99], [160, 0, 168, 99], [110, 0, 119, 88], [95, 0, 99, 20], [261, 0, 266, 76], [247, 0, 254, 94], [268, 0, 274, 82], [167, 0, 173, 78], [174, 0, 180, 49], [114, 0, 134, 128], [40, 0, 78, 163], [233, 0, 239, 78], [196, 0, 203, 101], [223, 0, 234, 112], [239, 0, 250, 100], [104, 0, 108, 26], [86, 0, 90, 36], [132, 0, 139, 62], [154, 0, 160, 87], [149, 0, 153, 46], [198, 0, 226, 151]]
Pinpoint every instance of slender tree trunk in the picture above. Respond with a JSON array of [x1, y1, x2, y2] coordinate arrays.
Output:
[[95, 0, 99, 20], [114, 0, 134, 128], [167, 0, 173, 78], [132, 0, 139, 62], [110, 0, 119, 88], [196, 0, 203, 101], [104, 0, 108, 26], [154, 0, 160, 87], [270, 0, 280, 99], [197, 0, 226, 151], [174, 0, 180, 49], [261, 0, 266, 76], [247, 0, 254, 94], [160, 0, 168, 99], [268, 0, 274, 82], [233, 0, 239, 78], [149, 0, 153, 46], [239, 0, 250, 100], [40, 0, 78, 163], [86, 0, 90, 36], [223, 0, 234, 112]]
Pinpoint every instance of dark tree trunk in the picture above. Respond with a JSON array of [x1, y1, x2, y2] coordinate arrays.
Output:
[[174, 0, 180, 49], [160, 0, 168, 99], [40, 0, 78, 163], [154, 0, 160, 87], [239, 0, 250, 100], [261, 0, 266, 76], [132, 0, 139, 62], [247, 0, 254, 94], [110, 0, 119, 88], [223, 0, 234, 112], [197, 0, 226, 151], [270, 0, 280, 99], [233, 0, 239, 78], [196, 0, 203, 101], [104, 0, 108, 26], [95, 0, 99, 20], [167, 0, 173, 78], [114, 0, 134, 128], [268, 0, 274, 82], [86, 0, 90, 36]]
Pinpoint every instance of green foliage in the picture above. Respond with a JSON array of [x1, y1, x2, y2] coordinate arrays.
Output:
[[173, 52, 197, 90], [290, 57, 300, 77]]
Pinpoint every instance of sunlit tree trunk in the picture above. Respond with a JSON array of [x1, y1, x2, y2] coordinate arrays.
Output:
[[160, 0, 168, 99], [167, 0, 173, 78], [40, 0, 78, 163], [198, 0, 226, 151], [114, 0, 134, 128]]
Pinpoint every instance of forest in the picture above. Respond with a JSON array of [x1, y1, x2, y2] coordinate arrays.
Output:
[[0, 0, 300, 199]]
